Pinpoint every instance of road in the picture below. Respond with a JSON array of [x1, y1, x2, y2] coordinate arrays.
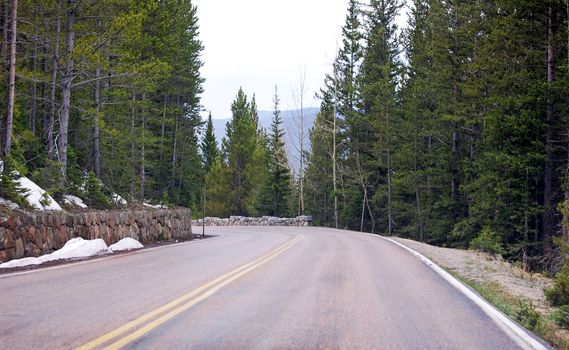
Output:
[[0, 226, 548, 349]]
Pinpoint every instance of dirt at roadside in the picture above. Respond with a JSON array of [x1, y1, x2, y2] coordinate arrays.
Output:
[[391, 237, 554, 314]]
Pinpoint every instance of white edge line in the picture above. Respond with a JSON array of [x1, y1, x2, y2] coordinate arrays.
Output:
[[0, 234, 225, 278], [372, 234, 550, 350]]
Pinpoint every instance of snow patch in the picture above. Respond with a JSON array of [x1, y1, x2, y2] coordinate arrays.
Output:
[[45, 237, 109, 262], [0, 197, 19, 210], [0, 237, 144, 269], [62, 194, 87, 209], [0, 257, 43, 268], [0, 237, 110, 269], [109, 237, 143, 252], [15, 176, 62, 211], [143, 203, 168, 209], [112, 193, 128, 206]]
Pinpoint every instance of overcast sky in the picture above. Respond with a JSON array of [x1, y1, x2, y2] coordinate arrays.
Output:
[[193, 0, 348, 119]]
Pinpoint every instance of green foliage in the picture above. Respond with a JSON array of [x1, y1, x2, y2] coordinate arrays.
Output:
[[201, 113, 219, 173], [459, 278, 564, 348], [204, 159, 233, 218], [546, 235, 569, 307], [470, 227, 506, 256], [552, 305, 569, 329], [0, 158, 28, 207], [30, 160, 64, 197], [82, 172, 111, 209], [546, 267, 569, 307], [3, 0, 205, 211], [515, 300, 543, 331], [302, 0, 569, 271], [264, 88, 292, 217]]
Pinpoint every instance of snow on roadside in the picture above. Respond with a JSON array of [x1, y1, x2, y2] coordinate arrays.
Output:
[[143, 202, 168, 209], [109, 237, 144, 252], [46, 237, 108, 261], [62, 194, 87, 209], [0, 257, 44, 268], [112, 193, 128, 206], [15, 176, 62, 211], [0, 237, 108, 268], [0, 237, 143, 269]]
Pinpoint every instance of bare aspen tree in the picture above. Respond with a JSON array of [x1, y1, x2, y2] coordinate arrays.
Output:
[[292, 68, 308, 216], [47, 0, 61, 160], [58, 0, 77, 180], [543, 5, 556, 252], [332, 65, 339, 229], [140, 93, 146, 199], [3, 0, 17, 158], [561, 0, 569, 242], [30, 5, 37, 135], [92, 16, 103, 177]]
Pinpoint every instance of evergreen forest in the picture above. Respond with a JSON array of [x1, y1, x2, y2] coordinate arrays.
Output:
[[1, 0, 569, 273], [307, 0, 569, 272]]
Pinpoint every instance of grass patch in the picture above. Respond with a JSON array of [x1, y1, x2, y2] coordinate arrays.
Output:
[[456, 276, 569, 349]]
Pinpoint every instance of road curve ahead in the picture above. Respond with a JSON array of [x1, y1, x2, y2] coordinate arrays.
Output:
[[0, 227, 547, 350]]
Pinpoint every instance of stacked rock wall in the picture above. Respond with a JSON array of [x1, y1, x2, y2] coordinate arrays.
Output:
[[0, 209, 192, 262], [192, 215, 312, 227]]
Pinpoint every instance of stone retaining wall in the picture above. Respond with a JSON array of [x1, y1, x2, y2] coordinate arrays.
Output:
[[0, 209, 192, 262], [192, 215, 312, 227]]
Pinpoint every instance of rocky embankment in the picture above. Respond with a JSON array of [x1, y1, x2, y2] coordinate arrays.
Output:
[[0, 209, 192, 262], [192, 215, 312, 227]]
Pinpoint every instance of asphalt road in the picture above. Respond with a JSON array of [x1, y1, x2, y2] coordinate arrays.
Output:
[[0, 226, 547, 349]]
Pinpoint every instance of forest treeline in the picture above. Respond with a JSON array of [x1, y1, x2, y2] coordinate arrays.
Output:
[[0, 0, 295, 217], [306, 0, 569, 270], [0, 0, 206, 208], [2, 0, 569, 272]]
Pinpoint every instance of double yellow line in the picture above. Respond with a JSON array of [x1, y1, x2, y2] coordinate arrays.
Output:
[[76, 234, 303, 350]]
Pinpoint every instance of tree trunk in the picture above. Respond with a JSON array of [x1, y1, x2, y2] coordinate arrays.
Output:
[[564, 0, 569, 243], [3, 0, 17, 158], [159, 94, 168, 191], [93, 65, 101, 177], [130, 91, 136, 198], [140, 93, 146, 200], [172, 96, 180, 187], [92, 17, 102, 177], [47, 0, 61, 160], [543, 5, 556, 253], [0, 1, 8, 75], [57, 0, 76, 180], [332, 73, 339, 229], [360, 185, 366, 232], [414, 125, 424, 241], [30, 18, 37, 135], [386, 105, 393, 236], [299, 104, 305, 216]]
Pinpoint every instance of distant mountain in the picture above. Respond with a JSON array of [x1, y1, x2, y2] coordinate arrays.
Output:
[[211, 107, 319, 168]]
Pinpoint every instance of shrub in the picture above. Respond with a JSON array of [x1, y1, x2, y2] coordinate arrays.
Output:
[[30, 159, 64, 197], [0, 157, 28, 207], [552, 305, 569, 329], [470, 226, 505, 256], [546, 237, 569, 307], [515, 300, 542, 330], [82, 172, 111, 209]]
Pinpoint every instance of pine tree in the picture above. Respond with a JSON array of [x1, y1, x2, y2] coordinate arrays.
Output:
[[201, 112, 218, 173], [358, 0, 402, 234], [222, 88, 258, 215], [305, 101, 334, 226], [266, 87, 292, 217]]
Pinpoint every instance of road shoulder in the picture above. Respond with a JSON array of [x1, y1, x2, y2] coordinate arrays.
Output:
[[390, 236, 568, 350]]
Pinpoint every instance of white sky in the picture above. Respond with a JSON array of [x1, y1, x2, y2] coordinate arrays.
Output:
[[193, 0, 348, 119]]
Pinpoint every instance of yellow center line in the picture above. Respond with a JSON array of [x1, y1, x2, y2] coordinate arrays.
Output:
[[76, 234, 303, 350]]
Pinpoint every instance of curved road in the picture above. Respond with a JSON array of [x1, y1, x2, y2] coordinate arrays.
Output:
[[0, 227, 547, 349]]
